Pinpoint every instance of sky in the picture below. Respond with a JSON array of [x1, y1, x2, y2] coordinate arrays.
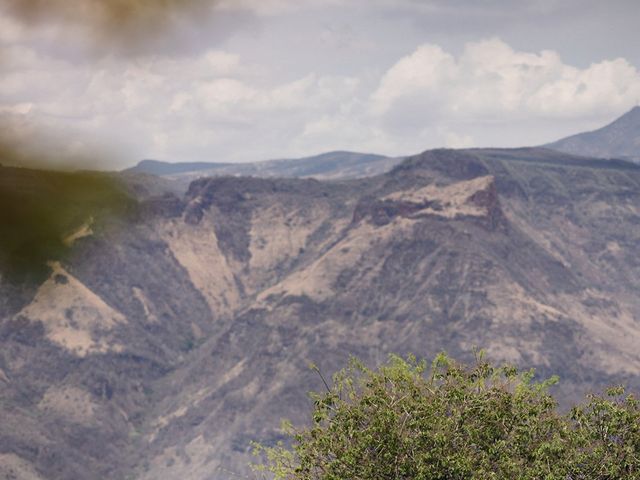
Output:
[[1, 0, 640, 170]]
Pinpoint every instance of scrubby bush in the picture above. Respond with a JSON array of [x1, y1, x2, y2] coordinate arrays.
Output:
[[253, 353, 640, 479]]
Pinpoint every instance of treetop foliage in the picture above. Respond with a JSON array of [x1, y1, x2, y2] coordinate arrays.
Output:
[[253, 352, 640, 480]]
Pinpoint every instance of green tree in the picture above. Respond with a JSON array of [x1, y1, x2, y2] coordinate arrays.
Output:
[[253, 353, 640, 479]]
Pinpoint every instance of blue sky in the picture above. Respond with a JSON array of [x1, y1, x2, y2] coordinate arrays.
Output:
[[1, 0, 639, 169]]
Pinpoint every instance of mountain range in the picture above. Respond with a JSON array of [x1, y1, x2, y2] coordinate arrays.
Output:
[[546, 106, 640, 162], [125, 106, 640, 187], [1, 111, 640, 479], [124, 151, 402, 192]]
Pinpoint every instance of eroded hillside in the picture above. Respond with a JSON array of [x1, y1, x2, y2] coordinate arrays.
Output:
[[1, 148, 640, 479]]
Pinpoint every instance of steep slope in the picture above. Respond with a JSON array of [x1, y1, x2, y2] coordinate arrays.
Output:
[[0, 168, 361, 480], [546, 106, 640, 162], [1, 149, 640, 479], [0, 166, 216, 479], [132, 149, 640, 478]]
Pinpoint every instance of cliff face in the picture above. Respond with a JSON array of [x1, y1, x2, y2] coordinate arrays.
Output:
[[1, 147, 640, 479]]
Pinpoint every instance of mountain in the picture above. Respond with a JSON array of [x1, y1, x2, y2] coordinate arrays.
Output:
[[124, 151, 401, 187], [2, 148, 640, 479], [125, 159, 235, 176], [546, 106, 640, 162]]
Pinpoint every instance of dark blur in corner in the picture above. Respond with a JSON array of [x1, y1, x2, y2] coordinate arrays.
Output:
[[0, 0, 216, 279]]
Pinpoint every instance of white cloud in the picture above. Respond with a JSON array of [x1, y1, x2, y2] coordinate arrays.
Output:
[[371, 44, 457, 115], [372, 38, 640, 121], [0, 37, 368, 166], [2, 29, 640, 168]]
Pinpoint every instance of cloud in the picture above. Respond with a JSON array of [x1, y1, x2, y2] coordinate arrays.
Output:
[[0, 0, 255, 171], [1, 0, 222, 55], [371, 44, 457, 115], [2, 29, 640, 168], [0, 36, 365, 166], [372, 38, 640, 123], [0, 0, 261, 61], [216, 0, 346, 16]]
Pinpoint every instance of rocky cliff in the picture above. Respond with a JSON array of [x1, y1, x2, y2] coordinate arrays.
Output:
[[1, 147, 640, 479]]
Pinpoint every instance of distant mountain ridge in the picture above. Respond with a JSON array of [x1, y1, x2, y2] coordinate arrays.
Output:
[[124, 151, 401, 185], [132, 105, 640, 186], [546, 106, 640, 162], [127, 159, 234, 176]]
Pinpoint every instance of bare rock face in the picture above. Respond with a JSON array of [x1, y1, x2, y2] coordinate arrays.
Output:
[[352, 174, 504, 230], [2, 147, 640, 479]]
